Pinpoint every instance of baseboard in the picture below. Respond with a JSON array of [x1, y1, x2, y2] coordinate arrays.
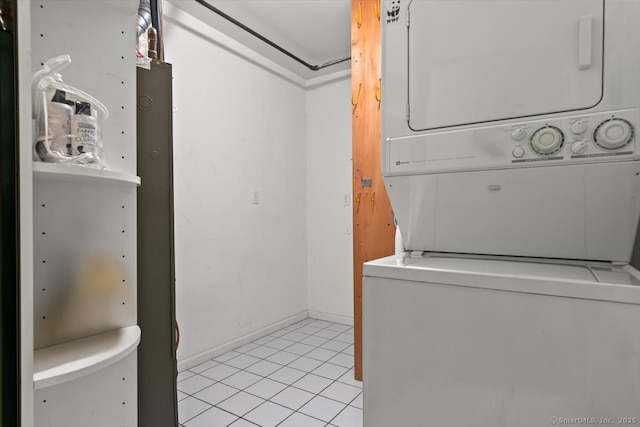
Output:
[[307, 311, 354, 326], [177, 311, 309, 372], [177, 310, 354, 372]]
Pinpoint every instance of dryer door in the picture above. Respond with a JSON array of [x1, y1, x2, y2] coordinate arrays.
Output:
[[408, 0, 604, 131]]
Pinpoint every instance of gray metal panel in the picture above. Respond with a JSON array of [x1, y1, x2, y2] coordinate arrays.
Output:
[[136, 61, 177, 427]]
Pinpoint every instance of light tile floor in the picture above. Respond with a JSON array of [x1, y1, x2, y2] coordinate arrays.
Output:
[[178, 318, 362, 427]]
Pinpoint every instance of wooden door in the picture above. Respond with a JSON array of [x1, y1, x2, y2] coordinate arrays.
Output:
[[351, 0, 395, 381]]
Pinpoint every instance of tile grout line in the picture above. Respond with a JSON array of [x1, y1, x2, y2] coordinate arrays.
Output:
[[182, 358, 359, 396], [325, 387, 364, 426], [181, 376, 359, 422], [182, 342, 358, 391], [180, 319, 359, 427], [183, 363, 358, 396], [178, 397, 212, 425], [184, 323, 354, 377]]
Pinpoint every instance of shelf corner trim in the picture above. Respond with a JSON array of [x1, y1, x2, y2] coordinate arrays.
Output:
[[33, 325, 141, 390]]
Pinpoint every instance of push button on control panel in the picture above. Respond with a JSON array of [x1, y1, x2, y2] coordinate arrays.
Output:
[[512, 146, 525, 158]]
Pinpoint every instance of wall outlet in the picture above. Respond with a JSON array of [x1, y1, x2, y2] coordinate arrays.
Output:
[[251, 190, 260, 205], [343, 193, 351, 206]]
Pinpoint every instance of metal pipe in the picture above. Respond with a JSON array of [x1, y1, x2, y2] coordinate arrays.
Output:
[[0, 6, 6, 31], [137, 0, 152, 38], [150, 0, 164, 60], [194, 0, 350, 72]]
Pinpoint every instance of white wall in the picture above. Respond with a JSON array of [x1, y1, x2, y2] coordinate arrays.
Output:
[[306, 79, 354, 323], [164, 5, 308, 367]]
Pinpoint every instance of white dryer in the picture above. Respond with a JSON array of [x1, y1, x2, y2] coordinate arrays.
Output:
[[382, 0, 640, 262]]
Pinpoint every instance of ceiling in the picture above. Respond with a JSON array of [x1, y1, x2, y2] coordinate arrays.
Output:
[[166, 0, 352, 80]]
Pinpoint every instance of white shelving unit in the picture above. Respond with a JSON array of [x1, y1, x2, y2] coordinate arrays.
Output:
[[27, 1, 140, 426], [33, 162, 141, 186], [17, 1, 35, 424]]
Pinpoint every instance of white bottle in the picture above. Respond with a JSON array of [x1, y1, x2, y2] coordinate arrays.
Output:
[[47, 90, 73, 156], [70, 101, 98, 157]]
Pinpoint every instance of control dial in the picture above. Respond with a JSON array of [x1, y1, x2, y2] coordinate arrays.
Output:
[[570, 141, 588, 154], [530, 126, 564, 155], [570, 120, 587, 135], [511, 128, 526, 141], [593, 118, 634, 150]]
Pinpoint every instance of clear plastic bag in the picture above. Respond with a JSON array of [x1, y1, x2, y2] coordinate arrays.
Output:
[[32, 55, 109, 169]]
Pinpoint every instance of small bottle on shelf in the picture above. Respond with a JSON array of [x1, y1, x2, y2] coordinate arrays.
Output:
[[70, 101, 98, 156], [48, 89, 73, 155]]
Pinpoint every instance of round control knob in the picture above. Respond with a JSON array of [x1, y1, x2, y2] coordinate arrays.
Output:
[[530, 126, 564, 155], [570, 120, 587, 135], [570, 140, 588, 154], [511, 128, 526, 141], [512, 146, 525, 158], [593, 118, 634, 150]]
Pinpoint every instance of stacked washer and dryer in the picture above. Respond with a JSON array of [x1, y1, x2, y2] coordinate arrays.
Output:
[[363, 1, 640, 426]]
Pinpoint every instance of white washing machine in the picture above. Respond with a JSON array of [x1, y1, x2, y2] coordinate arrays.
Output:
[[363, 253, 640, 427], [366, 2, 640, 424], [382, 0, 640, 262]]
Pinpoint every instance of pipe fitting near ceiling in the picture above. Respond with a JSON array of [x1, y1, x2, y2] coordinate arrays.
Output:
[[137, 0, 152, 37]]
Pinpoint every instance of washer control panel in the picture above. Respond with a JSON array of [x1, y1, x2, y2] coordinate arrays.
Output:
[[386, 108, 639, 176], [507, 109, 637, 165]]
